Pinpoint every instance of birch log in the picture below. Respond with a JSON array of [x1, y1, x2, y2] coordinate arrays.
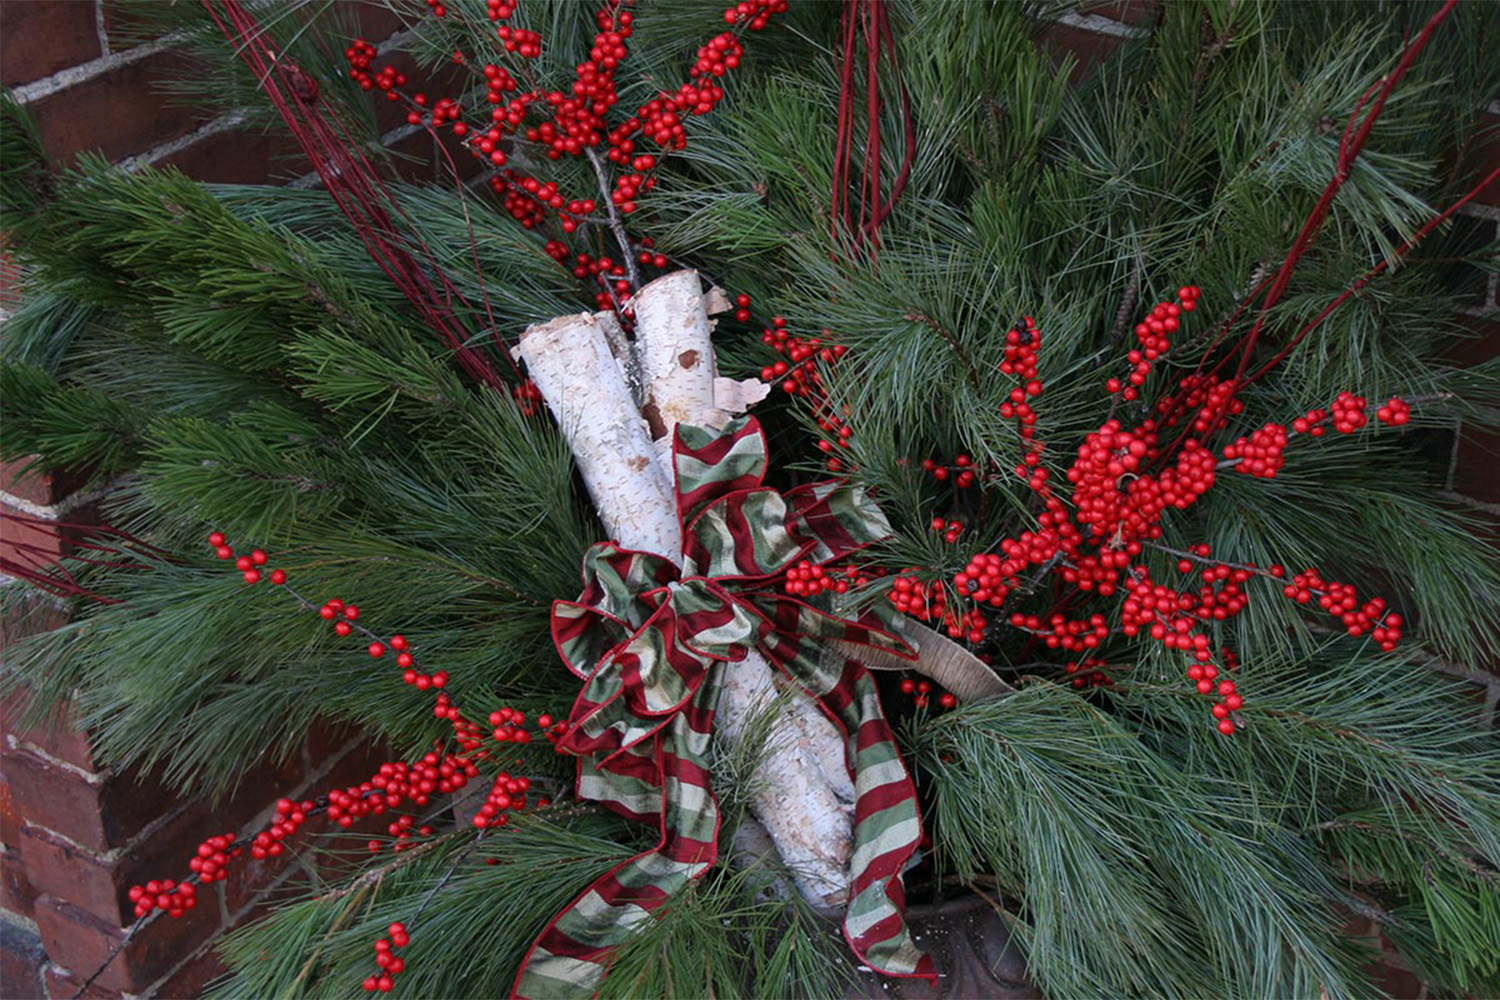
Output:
[[514, 312, 681, 559], [631, 271, 856, 913], [516, 275, 858, 914], [635, 270, 736, 441]]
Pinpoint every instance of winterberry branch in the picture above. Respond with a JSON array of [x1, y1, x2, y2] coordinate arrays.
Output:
[[585, 145, 640, 293]]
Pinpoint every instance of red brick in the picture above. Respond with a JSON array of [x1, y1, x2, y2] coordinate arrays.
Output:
[[220, 827, 309, 917], [1076, 0, 1159, 28], [2, 751, 108, 849], [0, 2, 102, 89], [16, 827, 123, 917], [2, 697, 96, 773], [211, 749, 308, 834], [27, 50, 208, 165], [0, 246, 21, 310], [0, 461, 58, 508], [16, 799, 214, 926], [305, 737, 391, 804], [1, 749, 189, 853], [99, 0, 157, 53], [32, 893, 219, 995], [1446, 318, 1500, 503], [151, 945, 229, 999], [1369, 953, 1423, 1000], [386, 127, 487, 184], [1466, 112, 1500, 207], [2, 848, 39, 918], [1, 508, 64, 579], [1037, 24, 1129, 84], [351, 1, 407, 45], [237, 862, 313, 927], [1, 770, 24, 847], [303, 720, 365, 764], [0, 919, 46, 999], [156, 127, 308, 185], [1453, 426, 1500, 504], [0, 596, 69, 654], [42, 962, 118, 999]]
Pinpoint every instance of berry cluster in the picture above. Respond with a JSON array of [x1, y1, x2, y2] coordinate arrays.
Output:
[[336, 753, 478, 830], [362, 923, 410, 993], [128, 879, 197, 919], [211, 532, 286, 585], [345, 0, 789, 311], [1220, 390, 1414, 479], [473, 772, 533, 829], [1009, 612, 1110, 653], [1376, 396, 1411, 425], [1329, 391, 1369, 433], [378, 814, 435, 854], [1121, 568, 1238, 729], [829, 286, 1420, 733], [343, 40, 406, 98], [1064, 657, 1112, 689], [1221, 422, 1288, 478], [759, 316, 848, 401], [1158, 375, 1243, 435], [724, 0, 788, 29], [129, 535, 564, 999], [929, 516, 964, 544], [888, 572, 947, 624], [1105, 287, 1199, 400], [919, 454, 978, 488], [781, 559, 855, 598], [489, 706, 535, 744], [1282, 568, 1403, 649], [513, 378, 544, 416], [897, 677, 957, 711]]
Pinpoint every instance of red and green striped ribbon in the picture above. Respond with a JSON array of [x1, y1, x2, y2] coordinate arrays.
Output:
[[513, 416, 935, 998]]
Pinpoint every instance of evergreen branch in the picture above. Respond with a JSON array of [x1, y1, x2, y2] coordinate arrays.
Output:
[[903, 310, 981, 388]]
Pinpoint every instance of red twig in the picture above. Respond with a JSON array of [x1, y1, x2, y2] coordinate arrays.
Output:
[[830, 0, 916, 255], [1228, 0, 1459, 388], [1245, 158, 1500, 383], [204, 1, 520, 392]]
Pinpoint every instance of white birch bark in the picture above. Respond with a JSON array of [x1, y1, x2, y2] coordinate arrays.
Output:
[[631, 271, 855, 913], [517, 274, 858, 914], [634, 270, 735, 441], [514, 312, 681, 559]]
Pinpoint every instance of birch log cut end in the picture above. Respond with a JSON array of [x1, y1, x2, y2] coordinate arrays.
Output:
[[635, 269, 735, 440]]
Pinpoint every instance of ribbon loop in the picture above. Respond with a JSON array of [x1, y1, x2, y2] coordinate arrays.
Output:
[[514, 416, 935, 999]]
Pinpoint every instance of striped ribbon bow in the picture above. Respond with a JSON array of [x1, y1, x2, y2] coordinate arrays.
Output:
[[514, 416, 936, 997]]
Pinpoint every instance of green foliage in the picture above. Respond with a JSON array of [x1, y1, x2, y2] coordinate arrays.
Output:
[[910, 659, 1500, 1000], [594, 864, 853, 1000], [0, 89, 50, 234], [2, 0, 1498, 997], [209, 811, 642, 998]]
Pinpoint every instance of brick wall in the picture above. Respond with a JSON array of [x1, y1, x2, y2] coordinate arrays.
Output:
[[0, 4, 410, 997], [1, 3, 1496, 999]]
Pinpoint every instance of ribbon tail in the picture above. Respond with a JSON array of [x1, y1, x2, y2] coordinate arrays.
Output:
[[817, 646, 937, 981], [830, 616, 1015, 702], [513, 665, 724, 999]]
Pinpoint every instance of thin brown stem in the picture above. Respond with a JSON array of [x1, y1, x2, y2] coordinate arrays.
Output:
[[584, 146, 641, 292]]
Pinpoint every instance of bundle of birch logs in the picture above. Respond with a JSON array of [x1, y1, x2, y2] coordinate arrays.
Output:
[[515, 270, 1009, 911]]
